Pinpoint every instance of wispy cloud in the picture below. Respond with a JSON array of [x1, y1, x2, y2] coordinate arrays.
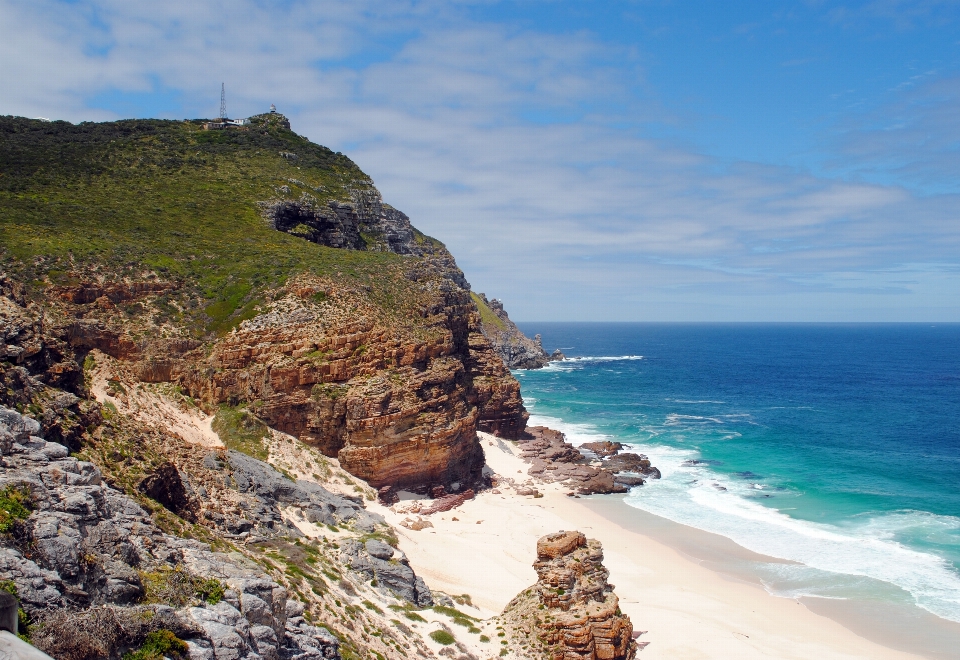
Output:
[[2, 0, 959, 320]]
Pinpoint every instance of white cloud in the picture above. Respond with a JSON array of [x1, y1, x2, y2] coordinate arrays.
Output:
[[2, 0, 959, 320]]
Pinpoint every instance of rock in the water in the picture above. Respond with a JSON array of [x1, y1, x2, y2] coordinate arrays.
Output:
[[613, 475, 645, 487], [580, 441, 623, 459], [519, 427, 637, 495]]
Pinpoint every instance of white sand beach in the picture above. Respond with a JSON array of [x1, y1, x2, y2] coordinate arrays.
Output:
[[371, 432, 931, 660]]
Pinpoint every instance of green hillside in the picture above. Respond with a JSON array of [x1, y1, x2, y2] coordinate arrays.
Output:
[[0, 115, 435, 335]]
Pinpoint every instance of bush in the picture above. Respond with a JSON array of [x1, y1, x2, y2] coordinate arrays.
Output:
[[124, 629, 188, 660], [30, 606, 188, 660], [0, 484, 33, 533], [429, 630, 455, 645], [140, 565, 226, 607]]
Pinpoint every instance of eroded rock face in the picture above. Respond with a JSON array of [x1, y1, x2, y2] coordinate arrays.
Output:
[[501, 531, 637, 660], [262, 198, 366, 251], [339, 539, 433, 607], [173, 273, 524, 492]]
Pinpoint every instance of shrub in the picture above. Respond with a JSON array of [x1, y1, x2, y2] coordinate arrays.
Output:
[[140, 565, 226, 607], [124, 630, 188, 660], [429, 630, 455, 645], [0, 484, 33, 533], [402, 611, 426, 623]]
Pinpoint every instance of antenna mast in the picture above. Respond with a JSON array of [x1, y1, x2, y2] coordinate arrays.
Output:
[[219, 83, 227, 120]]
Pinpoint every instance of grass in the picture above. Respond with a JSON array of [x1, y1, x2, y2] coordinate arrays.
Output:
[[429, 630, 455, 645], [211, 404, 269, 460], [0, 116, 444, 338], [471, 292, 506, 331], [432, 604, 480, 632]]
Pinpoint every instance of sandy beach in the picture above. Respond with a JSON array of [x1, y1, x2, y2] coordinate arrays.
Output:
[[371, 432, 945, 660]]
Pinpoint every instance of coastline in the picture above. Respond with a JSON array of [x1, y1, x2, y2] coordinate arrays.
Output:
[[578, 494, 960, 660], [373, 434, 948, 659]]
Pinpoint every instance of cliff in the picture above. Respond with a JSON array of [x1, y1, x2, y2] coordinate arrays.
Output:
[[472, 293, 563, 370], [0, 114, 528, 494]]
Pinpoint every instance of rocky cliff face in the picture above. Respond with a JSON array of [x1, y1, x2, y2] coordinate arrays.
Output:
[[500, 531, 637, 660], [48, 269, 525, 495], [0, 299, 447, 660], [0, 405, 346, 660], [1, 113, 531, 493], [472, 293, 562, 370]]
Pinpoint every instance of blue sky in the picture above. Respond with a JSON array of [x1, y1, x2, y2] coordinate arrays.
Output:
[[2, 0, 959, 320]]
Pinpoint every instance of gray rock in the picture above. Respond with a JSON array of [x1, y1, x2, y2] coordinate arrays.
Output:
[[223, 451, 383, 532], [363, 540, 393, 560], [0, 405, 348, 659], [341, 540, 432, 607]]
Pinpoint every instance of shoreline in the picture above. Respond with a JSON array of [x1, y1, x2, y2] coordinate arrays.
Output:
[[579, 494, 960, 660], [373, 434, 951, 659]]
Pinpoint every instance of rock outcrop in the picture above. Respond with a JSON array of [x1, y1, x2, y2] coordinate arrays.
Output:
[[500, 531, 638, 660], [517, 428, 660, 493], [472, 293, 561, 370], [519, 428, 627, 495], [339, 538, 433, 607], [0, 405, 342, 660], [260, 176, 438, 258]]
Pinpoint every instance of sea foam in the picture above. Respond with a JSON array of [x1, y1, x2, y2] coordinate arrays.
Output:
[[624, 445, 960, 622], [530, 410, 960, 622]]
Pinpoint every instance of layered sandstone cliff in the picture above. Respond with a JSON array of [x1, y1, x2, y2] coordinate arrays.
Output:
[[501, 531, 638, 660], [53, 265, 526, 493]]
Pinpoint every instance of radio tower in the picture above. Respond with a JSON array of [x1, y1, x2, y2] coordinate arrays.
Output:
[[219, 83, 227, 120]]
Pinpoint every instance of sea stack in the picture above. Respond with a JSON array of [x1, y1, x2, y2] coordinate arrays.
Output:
[[501, 531, 638, 659]]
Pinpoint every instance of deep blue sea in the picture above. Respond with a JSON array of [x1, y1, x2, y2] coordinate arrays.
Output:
[[514, 323, 960, 623]]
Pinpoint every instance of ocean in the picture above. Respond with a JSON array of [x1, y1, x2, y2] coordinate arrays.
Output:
[[513, 323, 960, 627]]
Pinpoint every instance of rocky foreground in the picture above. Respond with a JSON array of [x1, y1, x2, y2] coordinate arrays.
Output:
[[0, 405, 344, 660]]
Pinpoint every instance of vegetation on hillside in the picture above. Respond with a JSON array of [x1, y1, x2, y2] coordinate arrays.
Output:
[[0, 116, 438, 337]]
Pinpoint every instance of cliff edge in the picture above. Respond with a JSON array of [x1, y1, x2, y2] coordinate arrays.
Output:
[[472, 293, 564, 370], [0, 114, 528, 494]]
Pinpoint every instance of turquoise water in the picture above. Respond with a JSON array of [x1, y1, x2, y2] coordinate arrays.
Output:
[[514, 323, 960, 622]]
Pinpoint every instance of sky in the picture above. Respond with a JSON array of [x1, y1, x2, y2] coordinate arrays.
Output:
[[3, 0, 960, 321]]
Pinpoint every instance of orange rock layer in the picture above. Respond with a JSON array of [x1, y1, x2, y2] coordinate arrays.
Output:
[[502, 531, 638, 660], [60, 274, 528, 492]]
